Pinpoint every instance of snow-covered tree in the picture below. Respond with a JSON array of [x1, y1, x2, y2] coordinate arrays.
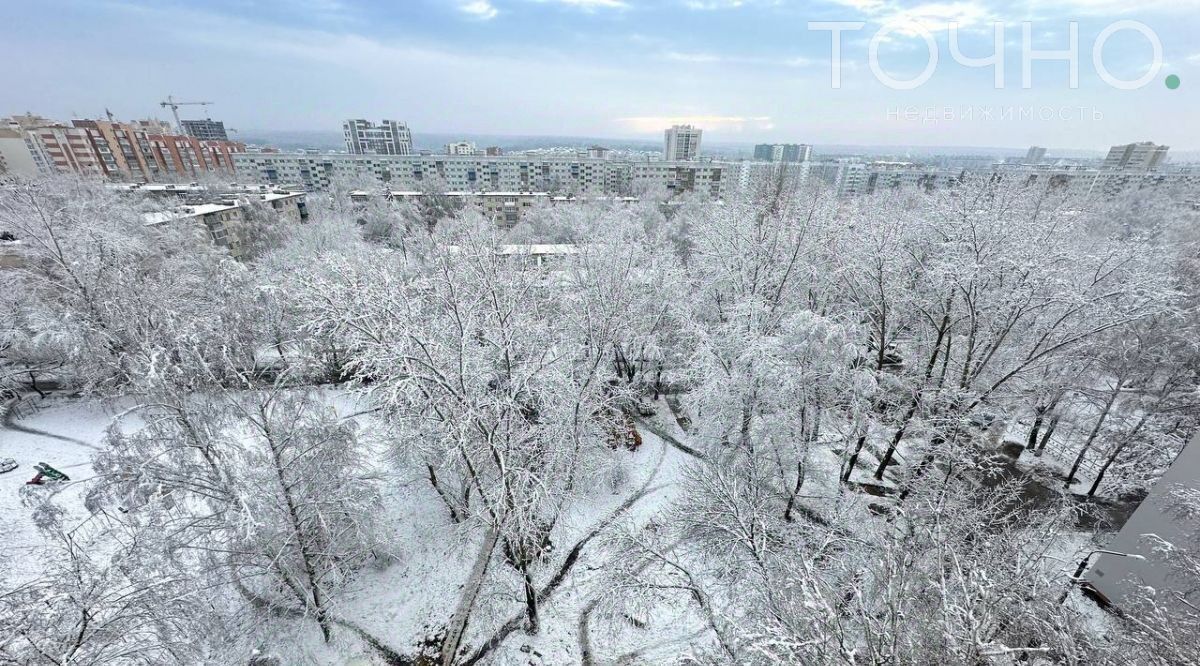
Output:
[[294, 214, 631, 644], [0, 178, 263, 394], [0, 510, 225, 665], [90, 389, 382, 644]]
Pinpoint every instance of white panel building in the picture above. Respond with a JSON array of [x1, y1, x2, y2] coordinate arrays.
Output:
[[663, 125, 702, 161], [233, 153, 728, 199], [1103, 142, 1169, 171], [343, 119, 412, 155], [233, 152, 1200, 203], [445, 141, 478, 156]]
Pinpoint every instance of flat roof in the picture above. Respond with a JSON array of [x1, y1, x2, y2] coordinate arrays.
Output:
[[143, 202, 238, 225]]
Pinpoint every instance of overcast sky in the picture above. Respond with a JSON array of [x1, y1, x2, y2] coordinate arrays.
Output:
[[3, 0, 1197, 150]]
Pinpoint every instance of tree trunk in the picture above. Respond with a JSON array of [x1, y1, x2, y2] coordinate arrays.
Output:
[[262, 411, 333, 642], [936, 331, 953, 390], [1026, 408, 1046, 450], [442, 528, 499, 666], [28, 372, 46, 399], [738, 399, 754, 452], [783, 459, 805, 521], [1087, 415, 1149, 497], [1086, 442, 1125, 498], [522, 565, 540, 633], [1033, 390, 1067, 455], [843, 433, 867, 484], [875, 314, 949, 480], [874, 314, 887, 372], [426, 464, 463, 523], [1036, 414, 1060, 456], [1066, 385, 1121, 488]]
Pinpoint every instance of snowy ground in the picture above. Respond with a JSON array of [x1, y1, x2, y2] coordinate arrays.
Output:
[[0, 396, 125, 583], [0, 392, 709, 664], [1, 391, 1122, 664]]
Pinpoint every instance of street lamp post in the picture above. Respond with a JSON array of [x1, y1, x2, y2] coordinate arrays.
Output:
[[1059, 549, 1147, 604]]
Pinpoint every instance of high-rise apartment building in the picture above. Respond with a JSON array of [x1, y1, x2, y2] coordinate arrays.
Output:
[[788, 144, 812, 163], [1, 114, 245, 180], [1025, 146, 1047, 163], [73, 119, 165, 182], [1103, 142, 1169, 171], [150, 133, 244, 177], [343, 119, 412, 155], [22, 122, 104, 175], [754, 143, 812, 163], [181, 119, 230, 141], [664, 125, 702, 161]]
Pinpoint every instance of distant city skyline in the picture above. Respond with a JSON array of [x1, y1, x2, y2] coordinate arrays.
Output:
[[230, 128, 1169, 160], [5, 111, 1184, 163], [2, 0, 1197, 150]]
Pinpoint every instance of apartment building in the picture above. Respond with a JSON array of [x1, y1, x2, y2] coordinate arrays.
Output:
[[1, 114, 245, 181], [446, 141, 477, 156], [234, 153, 729, 198], [235, 151, 1199, 204], [180, 119, 230, 141], [0, 128, 39, 176], [1104, 142, 1169, 171], [753, 143, 812, 163], [17, 121, 103, 176], [74, 119, 165, 181], [629, 161, 723, 198], [786, 144, 813, 162], [811, 160, 1200, 199], [663, 125, 702, 161], [151, 133, 244, 177], [352, 190, 641, 226], [82, 119, 244, 180], [374, 190, 547, 226], [728, 161, 810, 194], [142, 190, 307, 259], [343, 119, 412, 155], [13, 117, 115, 177]]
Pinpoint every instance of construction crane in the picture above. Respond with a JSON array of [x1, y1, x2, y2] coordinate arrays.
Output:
[[159, 95, 213, 131]]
